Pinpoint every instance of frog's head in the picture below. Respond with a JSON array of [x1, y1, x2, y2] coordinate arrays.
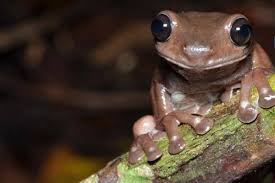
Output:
[[151, 10, 253, 70]]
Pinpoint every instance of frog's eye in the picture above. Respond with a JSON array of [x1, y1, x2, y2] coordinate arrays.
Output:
[[151, 14, 172, 42], [230, 18, 252, 46]]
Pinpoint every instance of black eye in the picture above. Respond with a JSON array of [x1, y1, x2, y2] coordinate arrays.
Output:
[[151, 14, 172, 42], [230, 18, 252, 46]]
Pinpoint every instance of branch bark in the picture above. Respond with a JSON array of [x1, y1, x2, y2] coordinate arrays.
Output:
[[81, 74, 275, 183]]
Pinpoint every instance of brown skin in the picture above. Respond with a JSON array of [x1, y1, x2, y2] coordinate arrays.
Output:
[[128, 11, 275, 164]]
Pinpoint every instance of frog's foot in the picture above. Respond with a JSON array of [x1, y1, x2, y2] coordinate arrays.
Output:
[[238, 102, 259, 123], [162, 113, 213, 155], [253, 68, 275, 109], [258, 89, 275, 108], [128, 142, 144, 164], [136, 134, 162, 161], [195, 117, 214, 134], [128, 134, 162, 164], [185, 103, 213, 117], [162, 115, 186, 154], [129, 115, 162, 164], [172, 111, 214, 135], [168, 135, 186, 155]]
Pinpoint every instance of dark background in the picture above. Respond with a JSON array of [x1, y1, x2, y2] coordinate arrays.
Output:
[[0, 0, 273, 182]]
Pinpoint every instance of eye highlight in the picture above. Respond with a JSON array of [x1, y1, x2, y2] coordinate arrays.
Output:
[[230, 18, 252, 46], [151, 14, 172, 42]]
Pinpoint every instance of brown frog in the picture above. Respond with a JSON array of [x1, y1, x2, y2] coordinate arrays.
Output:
[[128, 10, 275, 164]]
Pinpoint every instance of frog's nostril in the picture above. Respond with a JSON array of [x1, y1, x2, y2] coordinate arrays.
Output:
[[184, 44, 212, 57]]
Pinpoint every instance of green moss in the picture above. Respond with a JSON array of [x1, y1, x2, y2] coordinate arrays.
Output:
[[117, 163, 154, 183], [170, 117, 262, 182], [151, 115, 242, 177]]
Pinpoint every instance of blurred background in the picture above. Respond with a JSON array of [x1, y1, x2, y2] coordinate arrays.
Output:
[[0, 0, 273, 182]]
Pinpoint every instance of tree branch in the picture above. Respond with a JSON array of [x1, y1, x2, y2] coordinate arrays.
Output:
[[81, 74, 275, 183]]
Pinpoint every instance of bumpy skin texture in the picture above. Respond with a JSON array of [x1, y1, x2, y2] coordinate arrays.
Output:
[[128, 11, 275, 165]]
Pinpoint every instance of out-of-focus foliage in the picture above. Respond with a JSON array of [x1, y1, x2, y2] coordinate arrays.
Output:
[[38, 146, 107, 183]]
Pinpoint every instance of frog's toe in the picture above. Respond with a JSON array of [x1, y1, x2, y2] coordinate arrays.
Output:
[[152, 131, 166, 141], [146, 146, 162, 162], [168, 136, 186, 155], [258, 90, 275, 108], [135, 133, 163, 162], [129, 145, 144, 164], [238, 104, 259, 123], [194, 117, 214, 135]]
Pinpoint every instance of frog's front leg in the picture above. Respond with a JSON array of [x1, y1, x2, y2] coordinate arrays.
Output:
[[128, 71, 213, 164], [238, 68, 275, 123], [238, 44, 275, 123], [238, 72, 259, 123], [152, 76, 214, 155]]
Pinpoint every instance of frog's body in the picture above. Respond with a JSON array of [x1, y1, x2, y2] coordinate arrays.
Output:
[[128, 11, 275, 164]]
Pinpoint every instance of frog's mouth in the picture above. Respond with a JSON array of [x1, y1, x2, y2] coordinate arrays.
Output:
[[162, 53, 252, 82], [158, 52, 249, 70]]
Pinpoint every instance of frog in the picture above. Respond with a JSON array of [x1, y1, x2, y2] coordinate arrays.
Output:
[[128, 10, 275, 164]]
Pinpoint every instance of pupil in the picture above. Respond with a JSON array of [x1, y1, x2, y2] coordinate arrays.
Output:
[[239, 25, 250, 38], [234, 24, 251, 45], [230, 18, 252, 46], [151, 14, 171, 42], [151, 19, 164, 33]]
